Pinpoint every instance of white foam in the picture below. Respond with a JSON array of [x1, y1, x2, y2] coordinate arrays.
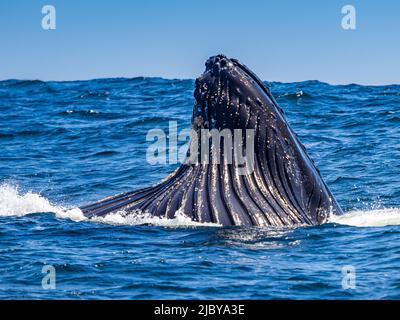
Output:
[[90, 209, 221, 227], [1, 183, 400, 228], [329, 208, 400, 227], [0, 183, 86, 221]]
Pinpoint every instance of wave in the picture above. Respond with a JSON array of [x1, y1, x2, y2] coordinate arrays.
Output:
[[329, 208, 400, 227], [1, 184, 400, 228], [78, 90, 110, 99], [277, 90, 312, 100], [0, 79, 45, 87], [0, 184, 85, 221]]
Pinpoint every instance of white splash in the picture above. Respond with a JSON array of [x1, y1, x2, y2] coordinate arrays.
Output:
[[0, 184, 85, 221], [1, 183, 400, 228], [90, 209, 220, 227], [329, 208, 400, 227]]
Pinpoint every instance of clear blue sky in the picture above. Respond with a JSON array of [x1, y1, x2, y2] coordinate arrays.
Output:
[[0, 0, 399, 84]]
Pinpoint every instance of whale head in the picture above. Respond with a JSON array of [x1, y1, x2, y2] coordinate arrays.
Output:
[[193, 54, 280, 132]]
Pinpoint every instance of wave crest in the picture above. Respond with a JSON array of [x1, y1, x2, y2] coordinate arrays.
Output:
[[329, 208, 400, 227], [0, 184, 85, 221]]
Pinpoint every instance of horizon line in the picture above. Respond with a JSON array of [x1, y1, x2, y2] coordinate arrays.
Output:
[[1, 76, 399, 87]]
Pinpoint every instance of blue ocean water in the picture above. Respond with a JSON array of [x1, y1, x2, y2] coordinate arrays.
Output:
[[0, 77, 399, 299]]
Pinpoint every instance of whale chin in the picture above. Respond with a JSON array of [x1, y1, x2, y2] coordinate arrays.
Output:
[[80, 55, 343, 226]]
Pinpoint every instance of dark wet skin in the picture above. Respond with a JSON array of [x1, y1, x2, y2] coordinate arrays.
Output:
[[80, 55, 343, 226]]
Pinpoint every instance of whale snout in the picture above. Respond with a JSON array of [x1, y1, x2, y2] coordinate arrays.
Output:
[[195, 54, 240, 99], [195, 54, 269, 111], [205, 54, 235, 75]]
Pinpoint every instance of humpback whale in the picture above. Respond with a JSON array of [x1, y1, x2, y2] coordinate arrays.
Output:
[[80, 55, 343, 226]]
